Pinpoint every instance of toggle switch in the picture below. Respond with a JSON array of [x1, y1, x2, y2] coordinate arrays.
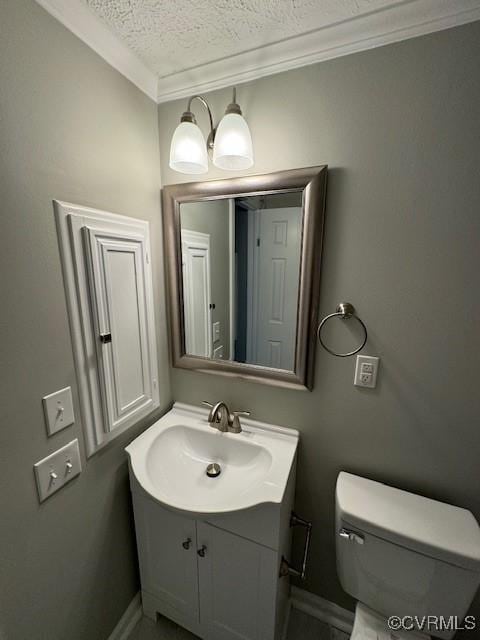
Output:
[[34, 440, 82, 502], [42, 387, 75, 435]]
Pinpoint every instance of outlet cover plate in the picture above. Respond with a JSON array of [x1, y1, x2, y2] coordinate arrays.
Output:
[[354, 355, 380, 388], [34, 439, 82, 502]]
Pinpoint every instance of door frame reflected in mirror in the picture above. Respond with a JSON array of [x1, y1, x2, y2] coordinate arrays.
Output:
[[162, 165, 327, 390]]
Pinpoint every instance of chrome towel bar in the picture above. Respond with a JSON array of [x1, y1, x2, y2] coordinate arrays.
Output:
[[280, 512, 312, 580]]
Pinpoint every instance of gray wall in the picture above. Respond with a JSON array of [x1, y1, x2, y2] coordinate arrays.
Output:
[[181, 200, 231, 359], [0, 2, 171, 639], [158, 21, 480, 624], [1, 2, 479, 636]]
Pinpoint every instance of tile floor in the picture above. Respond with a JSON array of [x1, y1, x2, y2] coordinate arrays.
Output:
[[128, 607, 350, 640]]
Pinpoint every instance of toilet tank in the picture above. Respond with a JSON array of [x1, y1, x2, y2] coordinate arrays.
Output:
[[336, 472, 480, 639]]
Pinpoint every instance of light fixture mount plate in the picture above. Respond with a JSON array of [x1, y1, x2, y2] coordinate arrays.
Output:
[[180, 110, 196, 124], [225, 102, 242, 116]]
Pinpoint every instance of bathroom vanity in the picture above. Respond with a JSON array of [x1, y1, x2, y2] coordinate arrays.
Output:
[[126, 403, 299, 640]]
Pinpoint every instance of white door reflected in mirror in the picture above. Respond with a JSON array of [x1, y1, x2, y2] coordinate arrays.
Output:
[[180, 191, 303, 372], [181, 229, 212, 358]]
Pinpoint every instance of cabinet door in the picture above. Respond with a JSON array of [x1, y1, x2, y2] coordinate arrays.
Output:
[[55, 201, 161, 455], [132, 493, 199, 625], [197, 522, 278, 640], [83, 226, 158, 433]]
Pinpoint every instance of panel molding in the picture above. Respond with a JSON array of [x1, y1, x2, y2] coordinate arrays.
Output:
[[35, 0, 480, 104], [54, 200, 160, 456], [270, 259, 286, 325], [83, 229, 155, 430]]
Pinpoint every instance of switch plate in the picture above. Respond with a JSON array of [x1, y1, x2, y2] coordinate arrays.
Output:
[[34, 439, 82, 502], [354, 355, 380, 389], [42, 386, 75, 435], [213, 321, 221, 343]]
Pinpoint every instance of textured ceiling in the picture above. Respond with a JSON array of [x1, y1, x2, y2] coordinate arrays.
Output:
[[83, 0, 401, 78]]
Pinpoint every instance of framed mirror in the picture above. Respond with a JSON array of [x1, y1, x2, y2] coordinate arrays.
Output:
[[162, 166, 327, 390]]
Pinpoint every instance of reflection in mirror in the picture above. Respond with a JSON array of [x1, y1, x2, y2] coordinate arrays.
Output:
[[180, 191, 303, 372]]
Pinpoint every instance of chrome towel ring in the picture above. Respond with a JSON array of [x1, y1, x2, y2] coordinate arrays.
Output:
[[317, 302, 367, 357]]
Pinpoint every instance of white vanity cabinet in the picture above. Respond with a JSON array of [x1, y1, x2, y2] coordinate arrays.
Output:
[[130, 471, 295, 640]]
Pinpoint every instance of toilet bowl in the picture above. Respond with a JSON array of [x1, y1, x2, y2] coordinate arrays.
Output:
[[336, 472, 480, 640]]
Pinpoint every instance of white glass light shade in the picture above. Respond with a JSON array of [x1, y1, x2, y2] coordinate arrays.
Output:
[[169, 121, 208, 174], [213, 113, 253, 170]]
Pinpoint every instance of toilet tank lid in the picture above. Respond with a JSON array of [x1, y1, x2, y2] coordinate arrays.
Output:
[[336, 472, 480, 571]]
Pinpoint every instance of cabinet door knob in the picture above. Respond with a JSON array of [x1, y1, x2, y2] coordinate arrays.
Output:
[[182, 537, 192, 550], [197, 545, 207, 558]]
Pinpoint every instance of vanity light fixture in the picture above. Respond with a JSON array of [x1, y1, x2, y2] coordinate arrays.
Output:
[[169, 88, 253, 175]]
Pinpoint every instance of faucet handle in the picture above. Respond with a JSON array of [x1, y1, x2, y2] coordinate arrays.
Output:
[[202, 401, 215, 422], [229, 410, 250, 434]]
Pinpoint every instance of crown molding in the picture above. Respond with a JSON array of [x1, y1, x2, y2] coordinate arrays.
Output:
[[35, 0, 480, 105], [156, 0, 480, 103], [35, 0, 158, 101]]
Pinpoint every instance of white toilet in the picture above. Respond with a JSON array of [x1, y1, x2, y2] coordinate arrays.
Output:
[[336, 472, 480, 639]]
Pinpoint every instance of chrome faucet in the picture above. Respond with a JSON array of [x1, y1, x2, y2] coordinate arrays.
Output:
[[202, 401, 250, 434]]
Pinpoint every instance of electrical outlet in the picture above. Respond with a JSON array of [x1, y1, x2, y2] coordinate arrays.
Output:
[[354, 355, 380, 389]]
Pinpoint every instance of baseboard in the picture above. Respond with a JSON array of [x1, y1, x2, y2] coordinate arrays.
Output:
[[107, 592, 142, 640], [106, 586, 350, 639], [290, 587, 354, 635], [106, 587, 351, 639]]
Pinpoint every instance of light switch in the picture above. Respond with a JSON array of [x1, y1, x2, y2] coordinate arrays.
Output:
[[213, 321, 221, 343], [34, 439, 82, 502], [42, 387, 75, 435], [354, 355, 380, 389]]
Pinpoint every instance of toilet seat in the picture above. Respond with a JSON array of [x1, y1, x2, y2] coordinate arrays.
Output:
[[351, 603, 430, 640]]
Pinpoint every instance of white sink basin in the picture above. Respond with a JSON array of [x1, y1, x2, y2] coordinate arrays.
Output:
[[125, 402, 298, 515]]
